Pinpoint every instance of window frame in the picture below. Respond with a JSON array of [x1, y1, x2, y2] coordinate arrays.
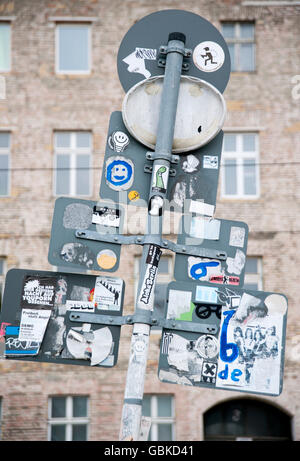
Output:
[[0, 21, 11, 72], [143, 395, 175, 441], [55, 22, 92, 75], [53, 131, 92, 197], [0, 131, 11, 197], [47, 395, 89, 441], [244, 256, 263, 291], [221, 21, 256, 72], [220, 132, 260, 200]]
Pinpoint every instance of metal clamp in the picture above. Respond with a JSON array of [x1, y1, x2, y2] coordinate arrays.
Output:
[[69, 312, 218, 335]]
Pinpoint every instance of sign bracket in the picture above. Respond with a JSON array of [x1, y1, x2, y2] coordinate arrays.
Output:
[[74, 229, 227, 260]]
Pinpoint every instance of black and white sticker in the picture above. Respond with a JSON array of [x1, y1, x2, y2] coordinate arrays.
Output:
[[92, 206, 121, 228], [193, 41, 225, 73], [21, 276, 57, 309]]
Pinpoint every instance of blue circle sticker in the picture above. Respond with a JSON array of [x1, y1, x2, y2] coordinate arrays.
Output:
[[106, 156, 134, 191]]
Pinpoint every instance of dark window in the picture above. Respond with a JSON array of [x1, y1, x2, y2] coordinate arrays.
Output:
[[204, 398, 292, 441]]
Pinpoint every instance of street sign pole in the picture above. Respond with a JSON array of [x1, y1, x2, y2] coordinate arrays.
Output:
[[119, 33, 187, 441]]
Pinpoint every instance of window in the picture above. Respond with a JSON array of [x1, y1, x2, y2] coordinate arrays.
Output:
[[142, 395, 175, 441], [0, 132, 10, 196], [134, 254, 174, 326], [48, 396, 89, 441], [244, 257, 263, 290], [222, 22, 255, 72], [221, 133, 259, 199], [56, 24, 91, 74], [54, 131, 92, 196], [204, 398, 292, 441], [0, 22, 10, 71]]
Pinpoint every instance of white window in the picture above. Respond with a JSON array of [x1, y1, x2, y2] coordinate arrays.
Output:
[[0, 132, 10, 196], [54, 131, 92, 197], [56, 23, 91, 74], [221, 133, 259, 199], [222, 22, 255, 72], [0, 22, 11, 71], [134, 254, 174, 326], [142, 395, 175, 441], [48, 396, 89, 441], [244, 257, 263, 290]]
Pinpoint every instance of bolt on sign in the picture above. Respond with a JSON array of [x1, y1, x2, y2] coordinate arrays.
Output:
[[158, 281, 288, 396], [174, 215, 249, 288], [0, 269, 125, 367], [48, 197, 123, 272]]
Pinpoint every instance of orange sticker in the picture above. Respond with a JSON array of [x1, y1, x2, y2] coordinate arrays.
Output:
[[97, 249, 117, 270], [128, 190, 140, 201]]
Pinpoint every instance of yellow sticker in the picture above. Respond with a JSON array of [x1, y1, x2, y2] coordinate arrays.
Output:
[[97, 249, 117, 270], [128, 190, 140, 201]]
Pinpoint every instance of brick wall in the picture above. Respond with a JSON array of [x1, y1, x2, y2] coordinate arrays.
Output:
[[0, 0, 299, 440]]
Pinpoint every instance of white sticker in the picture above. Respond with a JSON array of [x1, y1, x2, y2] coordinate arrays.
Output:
[[94, 276, 123, 311], [193, 41, 225, 73], [189, 200, 215, 217], [195, 286, 218, 304], [66, 300, 95, 312], [226, 249, 246, 275], [18, 309, 51, 342], [203, 155, 218, 169], [167, 290, 192, 320], [190, 217, 221, 240], [229, 226, 246, 248], [188, 257, 224, 281]]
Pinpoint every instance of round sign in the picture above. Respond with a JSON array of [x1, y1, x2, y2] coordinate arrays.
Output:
[[117, 9, 231, 93], [122, 75, 226, 153]]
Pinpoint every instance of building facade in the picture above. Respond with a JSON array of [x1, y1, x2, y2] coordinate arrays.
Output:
[[0, 0, 299, 441]]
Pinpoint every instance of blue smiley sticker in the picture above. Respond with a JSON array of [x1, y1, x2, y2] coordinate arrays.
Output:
[[105, 156, 134, 191]]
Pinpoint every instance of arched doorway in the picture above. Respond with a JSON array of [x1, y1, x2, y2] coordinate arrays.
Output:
[[204, 398, 292, 441]]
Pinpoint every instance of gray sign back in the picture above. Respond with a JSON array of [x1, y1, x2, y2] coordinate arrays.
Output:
[[158, 280, 288, 396], [174, 215, 249, 287], [117, 9, 231, 93], [48, 197, 123, 273], [99, 111, 223, 211], [0, 269, 124, 367]]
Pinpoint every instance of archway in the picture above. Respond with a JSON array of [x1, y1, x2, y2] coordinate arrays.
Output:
[[204, 398, 292, 441]]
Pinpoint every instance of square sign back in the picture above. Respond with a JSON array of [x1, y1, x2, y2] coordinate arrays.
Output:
[[158, 281, 288, 396]]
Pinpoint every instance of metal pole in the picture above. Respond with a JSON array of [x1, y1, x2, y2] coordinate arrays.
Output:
[[119, 33, 186, 441]]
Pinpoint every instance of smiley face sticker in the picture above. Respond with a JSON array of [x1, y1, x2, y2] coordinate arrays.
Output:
[[105, 156, 134, 191]]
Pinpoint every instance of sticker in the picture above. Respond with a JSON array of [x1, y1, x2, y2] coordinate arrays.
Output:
[[128, 190, 140, 201], [189, 200, 215, 217], [92, 206, 120, 228], [210, 275, 240, 285], [203, 155, 218, 169], [152, 164, 169, 193], [122, 48, 157, 79], [63, 203, 93, 230], [182, 154, 200, 173], [66, 300, 95, 312], [137, 245, 162, 309], [60, 243, 94, 268], [188, 257, 224, 281], [94, 276, 123, 311], [18, 309, 52, 342], [193, 41, 225, 72], [195, 335, 219, 360], [229, 226, 246, 248], [21, 276, 57, 308], [66, 326, 113, 366], [201, 361, 218, 383], [5, 326, 40, 356], [216, 305, 284, 394], [54, 277, 68, 305], [70, 285, 91, 302], [167, 290, 192, 320], [195, 286, 218, 304], [96, 249, 117, 270], [108, 131, 130, 152], [105, 156, 134, 191], [226, 249, 246, 275], [189, 217, 221, 240]]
